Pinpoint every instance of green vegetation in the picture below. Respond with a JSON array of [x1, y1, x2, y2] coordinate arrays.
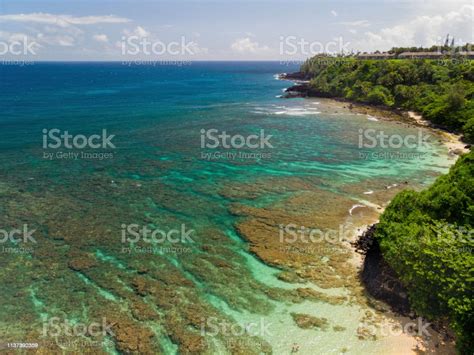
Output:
[[374, 151, 474, 353], [388, 41, 473, 55], [300, 57, 474, 142]]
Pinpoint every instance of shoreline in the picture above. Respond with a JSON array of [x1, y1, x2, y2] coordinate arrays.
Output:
[[334, 102, 461, 352], [335, 99, 469, 156], [317, 97, 461, 354], [277, 74, 462, 353], [279, 73, 470, 158]]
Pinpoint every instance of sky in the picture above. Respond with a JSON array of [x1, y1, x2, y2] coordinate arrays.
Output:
[[0, 0, 472, 61]]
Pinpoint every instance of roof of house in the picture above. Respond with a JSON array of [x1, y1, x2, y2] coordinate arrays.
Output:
[[398, 52, 443, 56]]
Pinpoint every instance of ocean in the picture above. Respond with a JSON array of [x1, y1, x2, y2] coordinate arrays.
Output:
[[0, 62, 454, 354]]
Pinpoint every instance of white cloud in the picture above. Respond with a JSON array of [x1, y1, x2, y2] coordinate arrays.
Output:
[[337, 20, 370, 27], [354, 4, 474, 51], [230, 37, 269, 53], [123, 26, 149, 38], [331, 10, 338, 17], [349, 29, 357, 34], [37, 33, 75, 46], [93, 34, 109, 43], [0, 29, 77, 51], [188, 42, 208, 55], [0, 12, 129, 51], [32, 24, 84, 48], [54, 36, 75, 46], [43, 24, 83, 37], [0, 13, 131, 27]]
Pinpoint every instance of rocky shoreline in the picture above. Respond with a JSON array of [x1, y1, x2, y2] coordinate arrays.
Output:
[[352, 224, 456, 349], [352, 224, 410, 315], [278, 71, 462, 352]]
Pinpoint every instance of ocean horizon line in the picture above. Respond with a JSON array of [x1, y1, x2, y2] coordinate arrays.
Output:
[[1, 60, 305, 63]]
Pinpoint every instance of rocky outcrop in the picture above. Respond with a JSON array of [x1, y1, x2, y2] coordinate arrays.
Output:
[[283, 84, 312, 97], [279, 72, 314, 98], [353, 225, 410, 315], [279, 71, 311, 81]]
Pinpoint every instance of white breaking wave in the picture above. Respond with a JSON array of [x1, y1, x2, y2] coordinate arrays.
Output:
[[273, 107, 321, 116], [349, 204, 366, 215], [249, 104, 321, 116]]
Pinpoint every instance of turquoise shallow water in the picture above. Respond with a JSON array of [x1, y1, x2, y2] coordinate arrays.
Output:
[[0, 62, 455, 354]]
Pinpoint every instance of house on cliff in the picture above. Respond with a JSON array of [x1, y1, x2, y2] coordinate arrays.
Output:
[[398, 52, 443, 59]]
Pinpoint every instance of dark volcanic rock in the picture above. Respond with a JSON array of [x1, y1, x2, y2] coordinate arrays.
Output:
[[353, 225, 410, 315], [279, 71, 311, 81], [284, 84, 311, 98], [352, 224, 377, 254]]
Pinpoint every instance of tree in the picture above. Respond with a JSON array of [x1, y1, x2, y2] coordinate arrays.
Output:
[[375, 152, 474, 354]]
